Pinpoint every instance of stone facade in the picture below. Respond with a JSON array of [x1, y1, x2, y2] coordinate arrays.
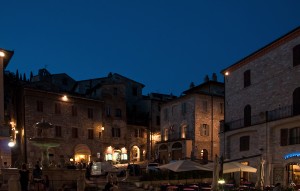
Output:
[[157, 80, 224, 164], [220, 26, 300, 187]]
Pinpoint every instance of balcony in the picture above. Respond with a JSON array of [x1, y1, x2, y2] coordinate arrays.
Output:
[[222, 104, 300, 132], [162, 130, 194, 142]]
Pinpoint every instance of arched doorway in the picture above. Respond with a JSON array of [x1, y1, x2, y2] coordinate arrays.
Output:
[[130, 145, 140, 162], [172, 142, 182, 160], [159, 144, 168, 164], [286, 162, 300, 185], [74, 144, 91, 163]]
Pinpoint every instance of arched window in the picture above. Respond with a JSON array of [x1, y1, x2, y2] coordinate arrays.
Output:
[[244, 105, 251, 127], [293, 87, 300, 115], [293, 44, 300, 67]]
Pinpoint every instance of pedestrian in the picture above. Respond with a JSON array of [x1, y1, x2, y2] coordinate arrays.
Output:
[[43, 175, 50, 191], [19, 163, 29, 191], [32, 164, 43, 190], [273, 183, 281, 191]]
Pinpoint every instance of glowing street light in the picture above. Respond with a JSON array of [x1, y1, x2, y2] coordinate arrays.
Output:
[[0, 51, 5, 58]]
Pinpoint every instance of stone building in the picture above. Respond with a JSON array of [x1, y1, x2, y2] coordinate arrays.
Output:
[[0, 48, 14, 167], [220, 26, 300, 187], [157, 79, 224, 164]]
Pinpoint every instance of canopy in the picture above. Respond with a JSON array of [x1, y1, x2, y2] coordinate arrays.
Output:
[[158, 160, 212, 172], [223, 162, 257, 173], [205, 161, 257, 174]]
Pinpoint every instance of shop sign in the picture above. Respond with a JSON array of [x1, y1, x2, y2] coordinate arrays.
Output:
[[284, 152, 300, 159]]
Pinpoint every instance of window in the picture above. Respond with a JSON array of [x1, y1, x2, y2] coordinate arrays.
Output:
[[72, 106, 77, 116], [220, 103, 224, 114], [181, 125, 188, 138], [293, 87, 300, 115], [112, 128, 121, 137], [181, 103, 187, 115], [55, 103, 61, 114], [280, 128, 288, 146], [280, 127, 300, 146], [244, 70, 251, 87], [202, 101, 208, 112], [113, 87, 118, 96], [134, 129, 144, 138], [106, 106, 111, 117], [72, 128, 78, 138], [115, 109, 122, 117], [240, 136, 250, 151], [88, 129, 94, 139], [200, 149, 208, 163], [132, 87, 138, 96], [55, 126, 62, 137], [88, 108, 93, 119], [244, 105, 251, 127], [200, 124, 209, 136], [289, 127, 300, 145], [164, 108, 169, 121], [164, 128, 169, 141], [156, 116, 160, 126], [37, 100, 43, 112], [293, 44, 300, 67]]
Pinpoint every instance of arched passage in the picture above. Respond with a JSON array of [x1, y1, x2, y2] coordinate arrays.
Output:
[[74, 144, 91, 163]]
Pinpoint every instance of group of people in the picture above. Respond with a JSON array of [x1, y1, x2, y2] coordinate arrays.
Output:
[[19, 162, 49, 191]]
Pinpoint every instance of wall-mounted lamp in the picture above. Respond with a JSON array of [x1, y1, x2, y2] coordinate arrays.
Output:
[[62, 95, 68, 102], [0, 51, 5, 58]]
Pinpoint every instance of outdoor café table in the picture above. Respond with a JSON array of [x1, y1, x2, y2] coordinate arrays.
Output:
[[189, 185, 199, 191], [167, 185, 179, 191], [201, 186, 211, 191]]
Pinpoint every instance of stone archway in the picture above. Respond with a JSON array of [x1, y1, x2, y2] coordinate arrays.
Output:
[[74, 144, 91, 163], [130, 145, 141, 162]]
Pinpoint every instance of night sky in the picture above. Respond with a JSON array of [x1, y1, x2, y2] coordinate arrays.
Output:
[[1, 0, 300, 96]]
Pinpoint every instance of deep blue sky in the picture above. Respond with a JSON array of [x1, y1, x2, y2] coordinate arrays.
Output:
[[1, 1, 300, 96]]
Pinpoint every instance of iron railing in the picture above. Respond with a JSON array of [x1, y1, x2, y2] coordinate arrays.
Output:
[[222, 104, 300, 132]]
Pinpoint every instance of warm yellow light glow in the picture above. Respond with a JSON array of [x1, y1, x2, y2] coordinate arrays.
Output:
[[0, 51, 5, 58], [218, 179, 225, 184], [8, 141, 15, 147], [15, 130, 19, 134], [62, 95, 68, 101], [101, 126, 105, 131], [121, 147, 127, 154], [70, 158, 74, 162], [225, 71, 229, 76]]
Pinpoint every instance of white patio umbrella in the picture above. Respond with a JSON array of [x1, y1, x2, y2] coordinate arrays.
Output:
[[223, 162, 257, 174], [255, 159, 265, 190], [158, 160, 212, 172]]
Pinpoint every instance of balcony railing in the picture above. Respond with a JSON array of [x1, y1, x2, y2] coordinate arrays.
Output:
[[163, 130, 194, 141], [222, 104, 300, 132]]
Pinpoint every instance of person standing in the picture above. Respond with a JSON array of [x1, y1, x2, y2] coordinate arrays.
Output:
[[32, 164, 43, 190], [19, 163, 29, 191], [273, 183, 281, 191]]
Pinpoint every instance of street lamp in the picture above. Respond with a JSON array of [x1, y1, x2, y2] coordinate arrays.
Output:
[[0, 51, 5, 58]]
